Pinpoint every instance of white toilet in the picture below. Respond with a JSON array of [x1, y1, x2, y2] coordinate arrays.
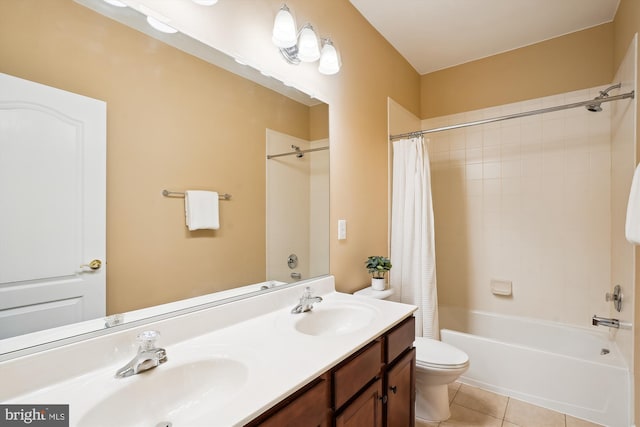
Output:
[[354, 286, 469, 422]]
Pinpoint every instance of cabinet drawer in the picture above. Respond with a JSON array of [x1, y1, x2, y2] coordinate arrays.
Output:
[[334, 339, 382, 409], [385, 316, 415, 363], [251, 374, 330, 427]]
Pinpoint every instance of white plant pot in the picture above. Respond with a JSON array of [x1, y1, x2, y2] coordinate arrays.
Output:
[[371, 277, 386, 291]]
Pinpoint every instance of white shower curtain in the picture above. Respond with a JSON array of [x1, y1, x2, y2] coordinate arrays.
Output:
[[390, 136, 439, 339]]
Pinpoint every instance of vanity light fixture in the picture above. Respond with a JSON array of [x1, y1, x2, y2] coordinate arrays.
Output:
[[146, 15, 178, 34], [318, 38, 341, 75], [100, 0, 176, 34], [272, 4, 298, 48], [192, 0, 219, 5], [137, 4, 178, 34], [272, 4, 342, 75], [296, 24, 321, 62], [102, 0, 127, 7]]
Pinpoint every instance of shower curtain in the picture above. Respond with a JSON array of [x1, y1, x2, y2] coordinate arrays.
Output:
[[390, 136, 439, 339]]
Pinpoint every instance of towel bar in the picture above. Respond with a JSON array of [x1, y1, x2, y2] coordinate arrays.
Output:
[[162, 189, 231, 200]]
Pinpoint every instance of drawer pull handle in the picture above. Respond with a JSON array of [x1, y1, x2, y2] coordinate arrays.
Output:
[[389, 385, 397, 394]]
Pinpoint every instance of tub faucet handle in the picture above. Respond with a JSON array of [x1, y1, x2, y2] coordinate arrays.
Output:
[[605, 285, 623, 312]]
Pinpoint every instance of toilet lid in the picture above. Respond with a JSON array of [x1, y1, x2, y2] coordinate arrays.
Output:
[[414, 337, 469, 369]]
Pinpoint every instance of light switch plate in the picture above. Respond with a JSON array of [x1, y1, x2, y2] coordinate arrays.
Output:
[[338, 219, 347, 240]]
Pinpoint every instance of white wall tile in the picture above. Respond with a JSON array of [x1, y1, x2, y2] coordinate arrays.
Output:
[[482, 145, 501, 162], [466, 129, 483, 149], [423, 84, 625, 327], [483, 128, 501, 146], [466, 163, 483, 180], [483, 162, 501, 179]]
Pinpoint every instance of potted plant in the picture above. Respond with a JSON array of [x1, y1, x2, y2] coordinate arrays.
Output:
[[365, 256, 392, 290]]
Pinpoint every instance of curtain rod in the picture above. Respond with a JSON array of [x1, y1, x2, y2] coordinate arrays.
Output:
[[389, 91, 635, 141], [267, 146, 329, 159]]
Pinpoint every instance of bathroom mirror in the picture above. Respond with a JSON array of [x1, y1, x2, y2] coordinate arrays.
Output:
[[0, 0, 329, 358]]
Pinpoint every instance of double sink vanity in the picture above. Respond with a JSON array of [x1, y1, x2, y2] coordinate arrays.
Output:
[[0, 276, 417, 426]]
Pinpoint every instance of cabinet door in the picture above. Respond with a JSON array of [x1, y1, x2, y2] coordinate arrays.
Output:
[[335, 380, 383, 427], [385, 348, 416, 427]]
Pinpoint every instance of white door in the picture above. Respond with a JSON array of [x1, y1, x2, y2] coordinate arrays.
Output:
[[0, 73, 106, 339]]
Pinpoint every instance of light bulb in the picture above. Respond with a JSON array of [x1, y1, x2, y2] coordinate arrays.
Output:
[[192, 0, 218, 4], [297, 24, 320, 62], [146, 16, 178, 34], [102, 0, 127, 6], [319, 40, 341, 75], [272, 5, 297, 48]]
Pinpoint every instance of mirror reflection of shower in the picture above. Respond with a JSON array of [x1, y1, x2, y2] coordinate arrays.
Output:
[[266, 143, 330, 160], [266, 129, 330, 283], [292, 145, 304, 158]]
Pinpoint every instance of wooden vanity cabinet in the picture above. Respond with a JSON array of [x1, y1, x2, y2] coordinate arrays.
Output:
[[246, 316, 415, 427], [333, 315, 416, 427]]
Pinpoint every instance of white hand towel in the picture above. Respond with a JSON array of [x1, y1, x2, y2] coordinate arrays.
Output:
[[185, 190, 219, 231], [625, 163, 640, 244]]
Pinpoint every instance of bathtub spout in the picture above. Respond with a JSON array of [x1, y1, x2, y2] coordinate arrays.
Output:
[[592, 315, 620, 329]]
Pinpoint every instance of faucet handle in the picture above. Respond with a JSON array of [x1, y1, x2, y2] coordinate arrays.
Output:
[[137, 330, 160, 350]]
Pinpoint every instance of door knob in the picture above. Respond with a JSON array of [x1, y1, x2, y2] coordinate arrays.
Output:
[[80, 259, 102, 270]]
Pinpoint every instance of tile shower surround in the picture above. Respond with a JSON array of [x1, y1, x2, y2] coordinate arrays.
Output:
[[425, 87, 616, 327]]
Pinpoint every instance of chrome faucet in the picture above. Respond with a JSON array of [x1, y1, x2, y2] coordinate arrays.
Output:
[[592, 315, 620, 329], [115, 330, 167, 378], [291, 287, 323, 314]]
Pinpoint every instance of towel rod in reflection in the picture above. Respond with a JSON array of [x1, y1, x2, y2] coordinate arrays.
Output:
[[162, 189, 232, 200]]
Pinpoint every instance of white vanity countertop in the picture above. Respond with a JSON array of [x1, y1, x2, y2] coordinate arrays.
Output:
[[0, 276, 417, 426]]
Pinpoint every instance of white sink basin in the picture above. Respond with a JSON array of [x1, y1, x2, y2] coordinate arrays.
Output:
[[294, 304, 378, 336], [77, 358, 248, 427]]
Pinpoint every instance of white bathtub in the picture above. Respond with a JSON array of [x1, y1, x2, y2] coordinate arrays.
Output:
[[439, 306, 631, 427]]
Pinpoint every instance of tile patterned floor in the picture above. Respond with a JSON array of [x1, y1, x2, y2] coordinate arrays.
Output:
[[415, 383, 604, 427]]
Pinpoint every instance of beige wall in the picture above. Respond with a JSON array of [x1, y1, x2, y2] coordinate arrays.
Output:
[[0, 0, 314, 313], [310, 103, 330, 141], [421, 24, 614, 119], [612, 1, 640, 422]]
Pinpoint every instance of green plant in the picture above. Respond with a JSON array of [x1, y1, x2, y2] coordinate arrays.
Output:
[[365, 256, 392, 279]]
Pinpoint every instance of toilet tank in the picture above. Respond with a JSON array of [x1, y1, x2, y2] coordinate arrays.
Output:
[[353, 287, 394, 300]]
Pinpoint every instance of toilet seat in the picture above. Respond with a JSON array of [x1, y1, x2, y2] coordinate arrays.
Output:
[[414, 337, 469, 370]]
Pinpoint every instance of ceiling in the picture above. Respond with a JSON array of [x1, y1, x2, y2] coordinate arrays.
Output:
[[349, 0, 620, 75]]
